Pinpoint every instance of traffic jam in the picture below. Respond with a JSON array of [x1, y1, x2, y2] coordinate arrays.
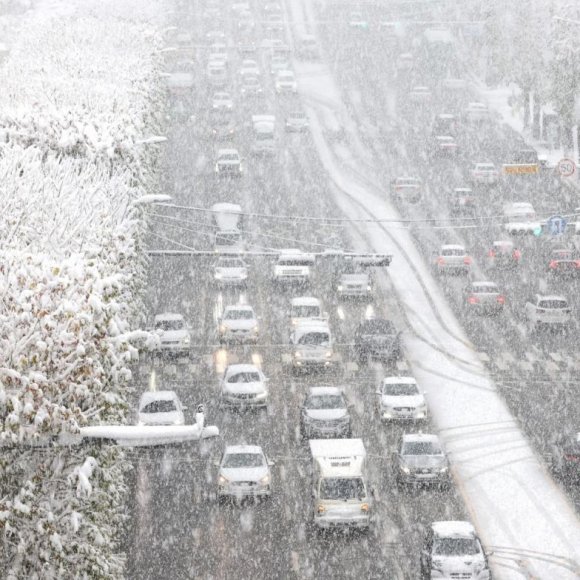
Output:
[[127, 1, 580, 579]]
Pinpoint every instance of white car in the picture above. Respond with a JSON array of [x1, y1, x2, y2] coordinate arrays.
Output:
[[300, 386, 351, 438], [337, 261, 372, 299], [239, 59, 260, 77], [375, 376, 427, 422], [433, 244, 472, 274], [212, 92, 233, 111], [524, 294, 571, 331], [217, 445, 273, 501], [464, 101, 490, 121], [421, 521, 492, 580], [470, 162, 499, 185], [137, 391, 185, 426], [213, 257, 248, 286], [291, 320, 334, 371], [273, 249, 314, 285], [391, 176, 422, 203], [275, 70, 297, 94], [289, 296, 326, 326], [240, 75, 262, 96], [207, 62, 227, 87], [270, 55, 289, 74], [285, 111, 309, 132], [215, 148, 243, 177], [409, 86, 432, 103], [153, 313, 191, 355], [220, 364, 269, 408], [219, 304, 259, 343]]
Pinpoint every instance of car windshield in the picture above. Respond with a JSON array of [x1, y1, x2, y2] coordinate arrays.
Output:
[[305, 395, 344, 409], [298, 332, 329, 346], [320, 477, 366, 500], [224, 309, 254, 320], [292, 305, 320, 318], [382, 383, 418, 396], [360, 320, 395, 335], [216, 259, 244, 268], [156, 319, 184, 331], [403, 441, 442, 455], [340, 261, 365, 274], [227, 371, 261, 383], [223, 453, 264, 468], [433, 537, 480, 556], [141, 400, 177, 414], [538, 300, 568, 309], [216, 233, 241, 246]]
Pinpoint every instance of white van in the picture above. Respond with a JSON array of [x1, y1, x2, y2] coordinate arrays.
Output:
[[273, 249, 315, 285], [211, 203, 245, 253], [251, 115, 276, 155], [309, 438, 370, 530], [289, 297, 326, 327]]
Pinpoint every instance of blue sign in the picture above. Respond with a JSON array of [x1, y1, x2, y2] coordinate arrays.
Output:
[[546, 215, 567, 236]]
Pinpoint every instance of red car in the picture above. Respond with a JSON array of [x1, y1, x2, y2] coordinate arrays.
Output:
[[548, 248, 580, 276]]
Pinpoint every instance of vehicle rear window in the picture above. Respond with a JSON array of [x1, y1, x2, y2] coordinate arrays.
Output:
[[141, 400, 176, 413]]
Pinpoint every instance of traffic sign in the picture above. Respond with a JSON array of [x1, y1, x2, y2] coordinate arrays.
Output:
[[557, 158, 576, 177], [546, 215, 567, 236]]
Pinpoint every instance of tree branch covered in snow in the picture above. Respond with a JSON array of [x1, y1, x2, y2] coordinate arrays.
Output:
[[0, 0, 167, 577]]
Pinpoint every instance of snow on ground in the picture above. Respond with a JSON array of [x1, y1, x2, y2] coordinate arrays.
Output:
[[292, 5, 580, 579]]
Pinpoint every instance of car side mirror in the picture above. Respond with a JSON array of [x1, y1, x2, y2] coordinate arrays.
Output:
[[375, 390, 382, 395], [212, 460, 221, 467], [268, 460, 276, 467], [182, 405, 188, 411], [485, 550, 494, 557]]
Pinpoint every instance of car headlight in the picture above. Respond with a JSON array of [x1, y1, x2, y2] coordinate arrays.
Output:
[[252, 325, 259, 333], [182, 336, 190, 345], [259, 474, 270, 486], [295, 351, 302, 358], [218, 475, 229, 485], [317, 504, 325, 514], [220, 325, 227, 333], [366, 285, 372, 291], [401, 465, 411, 474], [215, 163, 220, 172], [325, 351, 332, 358], [337, 285, 343, 291], [439, 466, 449, 473], [215, 271, 223, 279]]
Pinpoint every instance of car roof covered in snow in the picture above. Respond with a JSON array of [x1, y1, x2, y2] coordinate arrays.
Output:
[[403, 433, 439, 444], [154, 313, 184, 322], [224, 444, 264, 455], [139, 390, 178, 405], [308, 386, 343, 397], [291, 296, 321, 307], [382, 376, 417, 385], [431, 521, 477, 539]]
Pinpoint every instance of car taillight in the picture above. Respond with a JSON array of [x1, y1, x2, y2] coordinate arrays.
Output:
[[463, 256, 472, 265], [575, 260, 580, 268], [564, 454, 580, 462], [468, 295, 479, 304], [497, 295, 505, 304], [488, 249, 495, 257], [549, 260, 558, 269], [437, 257, 445, 265], [513, 249, 521, 260]]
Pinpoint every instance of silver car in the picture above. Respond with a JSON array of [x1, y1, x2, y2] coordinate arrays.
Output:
[[300, 386, 351, 438]]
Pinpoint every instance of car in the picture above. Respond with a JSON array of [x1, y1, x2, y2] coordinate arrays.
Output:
[[137, 391, 186, 426], [240, 75, 263, 96], [175, 32, 193, 48], [396, 52, 413, 71], [218, 304, 259, 343], [300, 386, 351, 439], [336, 260, 372, 300], [153, 313, 191, 355], [391, 176, 422, 203], [213, 257, 248, 286], [217, 445, 273, 501], [450, 187, 475, 214], [433, 244, 472, 274], [409, 86, 432, 103], [486, 239, 521, 269], [375, 376, 427, 422], [290, 319, 334, 372], [210, 111, 236, 140], [524, 294, 571, 331], [270, 55, 289, 74], [503, 202, 541, 235], [392, 433, 450, 488], [348, 11, 369, 29], [215, 148, 243, 177], [237, 10, 255, 31], [220, 364, 269, 408], [262, 1, 282, 14], [207, 62, 227, 87], [420, 521, 493, 580], [285, 111, 309, 132], [354, 318, 401, 363], [275, 70, 297, 94], [289, 296, 326, 326], [231, 1, 251, 15], [549, 431, 580, 482], [264, 12, 285, 31], [211, 91, 233, 111], [470, 162, 499, 185], [208, 43, 228, 66], [547, 247, 580, 276], [464, 101, 490, 121], [273, 249, 314, 285], [296, 34, 319, 59], [206, 30, 226, 44], [463, 281, 505, 314], [432, 135, 459, 157], [239, 59, 260, 77]]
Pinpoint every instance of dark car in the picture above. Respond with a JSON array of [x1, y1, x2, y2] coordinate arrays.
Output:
[[393, 433, 450, 489], [550, 431, 580, 482], [353, 318, 401, 363]]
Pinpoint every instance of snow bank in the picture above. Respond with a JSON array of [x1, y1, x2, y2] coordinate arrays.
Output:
[[0, 0, 167, 577]]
